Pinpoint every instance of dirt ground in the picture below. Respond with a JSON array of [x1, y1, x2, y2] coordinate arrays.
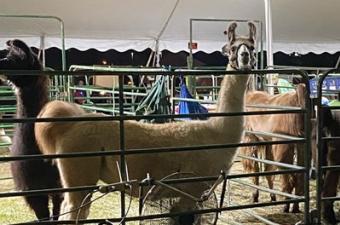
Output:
[[0, 154, 337, 225]]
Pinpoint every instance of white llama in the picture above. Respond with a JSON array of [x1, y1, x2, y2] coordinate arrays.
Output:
[[35, 22, 256, 224]]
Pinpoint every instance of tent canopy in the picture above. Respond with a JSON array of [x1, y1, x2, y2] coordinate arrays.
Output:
[[1, 0, 340, 54]]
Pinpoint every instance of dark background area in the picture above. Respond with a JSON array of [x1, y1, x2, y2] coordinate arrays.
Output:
[[1, 47, 339, 70]]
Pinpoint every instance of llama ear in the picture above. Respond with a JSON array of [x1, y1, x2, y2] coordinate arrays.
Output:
[[248, 22, 256, 43], [227, 22, 237, 43], [221, 43, 229, 56]]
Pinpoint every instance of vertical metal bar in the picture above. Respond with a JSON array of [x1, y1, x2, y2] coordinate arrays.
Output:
[[189, 18, 193, 69], [264, 0, 274, 67], [302, 70, 312, 224], [316, 101, 323, 225], [59, 18, 66, 72], [260, 21, 264, 70], [171, 75, 176, 115], [264, 0, 274, 95], [0, 15, 66, 100], [187, 19, 195, 97], [118, 74, 127, 225], [59, 19, 68, 101], [39, 35, 46, 69], [315, 70, 334, 224]]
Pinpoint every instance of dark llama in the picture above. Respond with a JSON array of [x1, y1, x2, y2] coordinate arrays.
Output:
[[0, 39, 62, 220]]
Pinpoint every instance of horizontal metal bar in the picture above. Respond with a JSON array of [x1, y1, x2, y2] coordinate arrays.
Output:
[[141, 169, 305, 187], [320, 105, 340, 110], [69, 65, 169, 72], [190, 18, 261, 23], [231, 179, 302, 199], [0, 180, 137, 198], [0, 139, 304, 162], [322, 136, 340, 141], [0, 14, 63, 22], [322, 196, 340, 201], [0, 68, 307, 76], [240, 208, 280, 225], [153, 180, 200, 202], [321, 165, 340, 171], [10, 198, 303, 225], [265, 85, 295, 89], [246, 104, 302, 110], [0, 165, 306, 199], [0, 109, 306, 124], [69, 86, 148, 97], [0, 176, 12, 181], [0, 185, 99, 198], [228, 169, 305, 179], [269, 65, 333, 71], [238, 154, 305, 170], [79, 105, 136, 115], [245, 130, 304, 141], [0, 143, 11, 147], [171, 97, 216, 104]]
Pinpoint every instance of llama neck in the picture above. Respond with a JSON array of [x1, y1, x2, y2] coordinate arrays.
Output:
[[16, 78, 49, 117], [215, 65, 249, 113]]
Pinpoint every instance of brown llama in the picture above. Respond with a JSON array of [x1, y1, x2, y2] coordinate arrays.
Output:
[[34, 22, 256, 224], [0, 40, 62, 220], [239, 84, 306, 213]]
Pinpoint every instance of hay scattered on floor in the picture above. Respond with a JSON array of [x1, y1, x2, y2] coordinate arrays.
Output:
[[0, 156, 337, 224]]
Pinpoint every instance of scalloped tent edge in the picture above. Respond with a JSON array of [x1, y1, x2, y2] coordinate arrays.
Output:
[[1, 0, 340, 54]]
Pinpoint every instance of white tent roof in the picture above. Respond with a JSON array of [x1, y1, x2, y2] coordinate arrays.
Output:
[[1, 0, 340, 54]]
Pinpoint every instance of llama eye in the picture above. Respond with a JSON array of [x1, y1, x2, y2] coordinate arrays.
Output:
[[249, 46, 255, 51], [231, 46, 237, 52]]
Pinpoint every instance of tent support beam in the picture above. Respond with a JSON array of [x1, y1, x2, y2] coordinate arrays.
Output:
[[264, 0, 274, 94], [154, 0, 180, 67], [39, 35, 46, 68]]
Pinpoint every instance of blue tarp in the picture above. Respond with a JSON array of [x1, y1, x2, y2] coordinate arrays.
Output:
[[178, 77, 208, 120], [310, 76, 340, 97]]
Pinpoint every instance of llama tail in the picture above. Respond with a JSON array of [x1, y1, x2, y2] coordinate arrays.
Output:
[[35, 100, 86, 155], [239, 145, 259, 172], [239, 133, 260, 172]]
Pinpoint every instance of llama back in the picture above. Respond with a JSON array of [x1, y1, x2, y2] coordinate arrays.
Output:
[[245, 84, 306, 136], [35, 100, 87, 155]]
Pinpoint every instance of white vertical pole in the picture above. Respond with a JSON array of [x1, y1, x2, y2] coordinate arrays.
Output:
[[265, 0, 274, 94], [39, 35, 46, 69]]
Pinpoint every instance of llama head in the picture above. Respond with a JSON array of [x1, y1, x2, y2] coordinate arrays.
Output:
[[222, 22, 256, 71], [0, 39, 42, 88]]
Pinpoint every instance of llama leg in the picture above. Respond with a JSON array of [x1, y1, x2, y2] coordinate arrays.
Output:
[[282, 174, 299, 213], [273, 143, 295, 213], [239, 138, 259, 203], [252, 150, 260, 203], [264, 145, 276, 202], [57, 157, 101, 223], [322, 170, 338, 224], [322, 147, 339, 224], [59, 191, 93, 223], [25, 195, 50, 220], [292, 143, 304, 213], [51, 193, 63, 220]]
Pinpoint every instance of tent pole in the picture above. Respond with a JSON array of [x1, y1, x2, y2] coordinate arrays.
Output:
[[39, 35, 46, 69], [265, 0, 274, 94], [154, 0, 180, 68], [187, 18, 195, 97]]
